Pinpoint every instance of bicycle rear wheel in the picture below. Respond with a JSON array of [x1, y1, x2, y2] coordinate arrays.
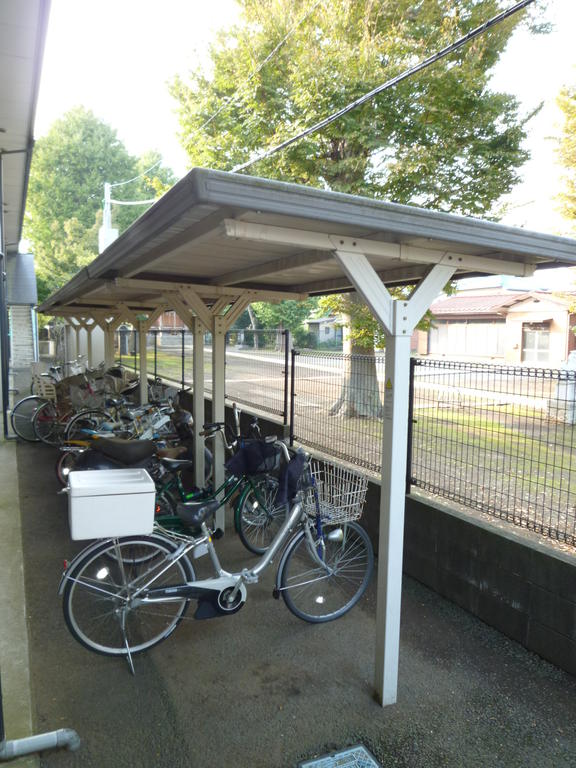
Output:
[[32, 400, 67, 445], [64, 408, 111, 440], [235, 476, 284, 555], [277, 521, 374, 623], [62, 535, 195, 657], [55, 448, 85, 486], [10, 396, 48, 441]]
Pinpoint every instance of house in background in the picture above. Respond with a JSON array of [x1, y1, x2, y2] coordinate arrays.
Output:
[[306, 315, 343, 347], [428, 288, 576, 366], [6, 253, 38, 368]]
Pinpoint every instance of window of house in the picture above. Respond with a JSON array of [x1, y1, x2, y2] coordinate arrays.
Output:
[[522, 322, 550, 363]]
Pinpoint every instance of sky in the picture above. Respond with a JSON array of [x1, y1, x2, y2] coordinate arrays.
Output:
[[34, 0, 576, 248]]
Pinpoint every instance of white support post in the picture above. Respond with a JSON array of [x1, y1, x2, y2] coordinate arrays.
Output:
[[85, 325, 94, 368], [333, 251, 456, 706], [104, 326, 115, 369], [138, 321, 148, 405], [211, 316, 226, 530], [73, 326, 81, 360], [374, 322, 412, 706], [192, 318, 206, 488]]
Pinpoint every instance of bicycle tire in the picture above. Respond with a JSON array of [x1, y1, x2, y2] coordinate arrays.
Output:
[[32, 400, 67, 446], [10, 396, 48, 441], [277, 521, 374, 623], [55, 449, 85, 486], [64, 409, 112, 440], [62, 534, 195, 657], [235, 475, 285, 555]]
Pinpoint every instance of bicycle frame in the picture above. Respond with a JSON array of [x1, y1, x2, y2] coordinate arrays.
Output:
[[59, 498, 314, 609]]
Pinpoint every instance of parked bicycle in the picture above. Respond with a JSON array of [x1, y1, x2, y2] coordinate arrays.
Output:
[[59, 442, 373, 673]]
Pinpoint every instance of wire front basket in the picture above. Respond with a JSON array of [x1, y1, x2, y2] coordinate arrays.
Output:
[[302, 460, 368, 524]]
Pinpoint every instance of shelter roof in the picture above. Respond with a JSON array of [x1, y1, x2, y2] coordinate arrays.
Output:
[[38, 168, 576, 319]]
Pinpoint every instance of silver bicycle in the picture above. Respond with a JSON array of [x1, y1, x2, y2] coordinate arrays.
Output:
[[59, 443, 374, 672]]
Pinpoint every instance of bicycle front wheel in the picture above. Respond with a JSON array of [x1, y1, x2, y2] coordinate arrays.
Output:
[[32, 401, 67, 445], [62, 535, 195, 657], [277, 521, 374, 623], [10, 396, 48, 441], [235, 475, 285, 555]]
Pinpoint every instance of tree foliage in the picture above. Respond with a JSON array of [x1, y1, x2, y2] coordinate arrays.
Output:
[[171, 0, 538, 217], [251, 298, 318, 341], [26, 107, 176, 304], [170, 0, 544, 416], [557, 86, 576, 231]]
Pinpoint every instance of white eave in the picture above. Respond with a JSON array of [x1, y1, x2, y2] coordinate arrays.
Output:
[[0, 0, 51, 256]]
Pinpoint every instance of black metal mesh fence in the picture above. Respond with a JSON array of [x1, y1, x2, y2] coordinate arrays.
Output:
[[410, 359, 576, 546], [225, 329, 289, 419], [113, 326, 576, 547], [291, 350, 386, 472], [115, 328, 289, 418]]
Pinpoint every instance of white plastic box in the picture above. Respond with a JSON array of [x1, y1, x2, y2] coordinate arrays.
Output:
[[68, 469, 155, 540]]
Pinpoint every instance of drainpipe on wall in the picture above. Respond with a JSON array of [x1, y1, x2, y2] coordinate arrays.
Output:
[[0, 155, 11, 439]]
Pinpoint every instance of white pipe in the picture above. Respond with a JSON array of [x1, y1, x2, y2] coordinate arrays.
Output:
[[0, 728, 81, 760]]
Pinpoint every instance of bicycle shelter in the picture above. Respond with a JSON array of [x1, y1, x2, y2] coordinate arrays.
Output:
[[37, 168, 576, 706]]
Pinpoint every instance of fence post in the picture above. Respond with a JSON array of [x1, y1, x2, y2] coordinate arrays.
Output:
[[405, 357, 416, 495], [132, 329, 137, 372], [181, 329, 186, 390], [153, 330, 158, 380], [289, 348, 299, 446], [283, 330, 291, 427]]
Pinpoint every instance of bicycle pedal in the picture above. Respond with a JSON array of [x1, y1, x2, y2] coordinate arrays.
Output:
[[272, 588, 280, 600], [212, 528, 224, 540]]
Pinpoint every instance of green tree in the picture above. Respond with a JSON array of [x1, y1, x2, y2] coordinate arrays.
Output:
[[170, 0, 542, 415], [557, 86, 576, 231], [26, 108, 176, 304], [171, 0, 536, 216]]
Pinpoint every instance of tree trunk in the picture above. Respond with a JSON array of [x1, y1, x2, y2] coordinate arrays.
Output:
[[247, 305, 259, 349], [329, 315, 383, 419]]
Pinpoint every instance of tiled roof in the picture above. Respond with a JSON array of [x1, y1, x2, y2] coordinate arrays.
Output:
[[431, 291, 576, 318], [430, 293, 530, 317]]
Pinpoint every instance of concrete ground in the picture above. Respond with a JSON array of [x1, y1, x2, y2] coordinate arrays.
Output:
[[2, 435, 576, 767]]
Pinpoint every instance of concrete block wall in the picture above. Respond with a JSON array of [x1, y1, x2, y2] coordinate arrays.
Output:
[[403, 494, 576, 677]]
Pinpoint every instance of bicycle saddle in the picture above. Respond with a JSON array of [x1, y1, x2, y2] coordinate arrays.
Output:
[[158, 455, 194, 471], [91, 437, 157, 463], [176, 499, 220, 528]]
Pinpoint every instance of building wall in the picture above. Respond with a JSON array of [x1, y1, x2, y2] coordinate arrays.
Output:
[[428, 319, 506, 360], [9, 306, 35, 367], [504, 298, 570, 365]]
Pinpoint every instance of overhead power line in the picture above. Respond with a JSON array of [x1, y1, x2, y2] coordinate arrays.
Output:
[[231, 0, 535, 174]]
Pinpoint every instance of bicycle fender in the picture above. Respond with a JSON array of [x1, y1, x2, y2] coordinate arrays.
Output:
[[274, 529, 304, 591], [57, 537, 117, 595]]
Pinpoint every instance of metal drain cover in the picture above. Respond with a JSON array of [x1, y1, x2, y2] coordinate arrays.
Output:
[[298, 744, 381, 767]]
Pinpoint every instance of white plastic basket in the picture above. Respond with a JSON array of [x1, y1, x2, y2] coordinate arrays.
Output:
[[302, 461, 368, 524], [68, 468, 155, 540]]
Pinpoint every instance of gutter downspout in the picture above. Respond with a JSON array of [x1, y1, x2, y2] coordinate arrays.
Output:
[[0, 154, 12, 439]]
